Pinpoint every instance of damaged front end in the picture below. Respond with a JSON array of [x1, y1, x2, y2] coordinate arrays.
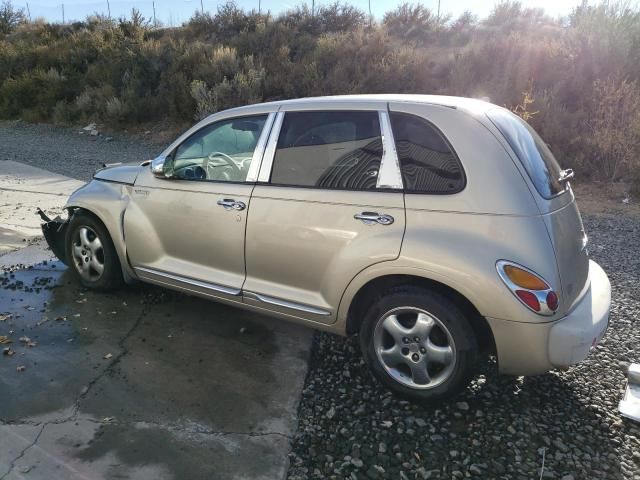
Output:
[[37, 208, 72, 266]]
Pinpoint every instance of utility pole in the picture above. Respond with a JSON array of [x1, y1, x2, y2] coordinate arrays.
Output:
[[106, 0, 110, 19], [368, 0, 371, 26], [200, 0, 204, 14], [258, 0, 261, 14], [437, 0, 441, 21], [25, 2, 31, 21], [152, 1, 157, 26], [311, 0, 315, 16], [61, 3, 65, 23]]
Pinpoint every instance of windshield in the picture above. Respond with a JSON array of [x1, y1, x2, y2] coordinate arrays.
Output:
[[487, 108, 565, 199]]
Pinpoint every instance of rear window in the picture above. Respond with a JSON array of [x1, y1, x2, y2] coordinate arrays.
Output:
[[487, 108, 565, 199], [271, 111, 382, 190]]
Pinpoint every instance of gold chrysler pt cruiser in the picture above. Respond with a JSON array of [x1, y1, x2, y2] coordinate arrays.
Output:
[[40, 95, 611, 402]]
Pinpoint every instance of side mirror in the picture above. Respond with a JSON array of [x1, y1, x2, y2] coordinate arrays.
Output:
[[151, 155, 170, 178]]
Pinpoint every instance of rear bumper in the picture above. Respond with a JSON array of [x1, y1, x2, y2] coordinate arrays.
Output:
[[547, 260, 610, 368], [487, 260, 611, 376]]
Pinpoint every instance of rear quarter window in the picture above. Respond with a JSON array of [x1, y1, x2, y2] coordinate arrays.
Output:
[[486, 108, 565, 199], [389, 112, 465, 194]]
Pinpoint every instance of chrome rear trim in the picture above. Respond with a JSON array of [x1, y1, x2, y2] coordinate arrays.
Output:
[[134, 267, 241, 296], [243, 291, 331, 316], [376, 110, 403, 190]]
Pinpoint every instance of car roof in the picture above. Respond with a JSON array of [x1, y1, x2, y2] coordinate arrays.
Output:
[[214, 94, 494, 117]]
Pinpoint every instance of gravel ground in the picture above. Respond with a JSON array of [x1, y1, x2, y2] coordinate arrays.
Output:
[[0, 121, 162, 181], [287, 213, 640, 480]]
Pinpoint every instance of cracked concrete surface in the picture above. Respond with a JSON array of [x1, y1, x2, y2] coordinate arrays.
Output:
[[0, 263, 312, 479]]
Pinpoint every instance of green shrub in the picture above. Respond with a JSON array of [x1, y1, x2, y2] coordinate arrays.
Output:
[[1, 0, 640, 185]]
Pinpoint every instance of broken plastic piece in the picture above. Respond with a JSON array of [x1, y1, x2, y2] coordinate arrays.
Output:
[[619, 363, 640, 422], [37, 208, 70, 265]]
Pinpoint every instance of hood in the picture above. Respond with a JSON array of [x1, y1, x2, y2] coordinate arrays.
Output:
[[93, 161, 148, 185]]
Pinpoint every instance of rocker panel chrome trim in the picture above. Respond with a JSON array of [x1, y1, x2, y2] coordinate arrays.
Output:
[[134, 267, 241, 296], [243, 291, 331, 316]]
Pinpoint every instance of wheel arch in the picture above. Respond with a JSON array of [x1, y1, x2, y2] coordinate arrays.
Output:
[[342, 271, 496, 355], [65, 193, 135, 283]]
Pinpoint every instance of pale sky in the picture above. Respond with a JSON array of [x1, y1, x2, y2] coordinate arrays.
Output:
[[23, 0, 585, 26]]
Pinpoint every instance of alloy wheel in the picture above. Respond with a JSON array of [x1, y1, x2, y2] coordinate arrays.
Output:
[[373, 307, 456, 389], [71, 226, 105, 282]]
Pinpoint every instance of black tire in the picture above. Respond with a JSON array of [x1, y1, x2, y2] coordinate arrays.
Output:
[[359, 286, 478, 403], [65, 212, 123, 290]]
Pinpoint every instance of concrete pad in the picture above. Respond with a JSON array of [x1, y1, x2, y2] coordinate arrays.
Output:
[[0, 263, 312, 479], [0, 424, 42, 477], [0, 264, 144, 422], [6, 418, 290, 480], [0, 241, 57, 270], [0, 161, 83, 255], [79, 295, 309, 435]]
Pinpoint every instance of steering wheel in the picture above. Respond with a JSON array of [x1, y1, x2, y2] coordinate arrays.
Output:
[[206, 152, 240, 171], [204, 152, 242, 181]]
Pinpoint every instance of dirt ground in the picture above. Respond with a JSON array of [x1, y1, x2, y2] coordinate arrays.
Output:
[[573, 181, 640, 217]]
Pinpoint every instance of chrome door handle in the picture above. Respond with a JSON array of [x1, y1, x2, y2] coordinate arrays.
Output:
[[217, 198, 246, 211], [354, 212, 394, 225]]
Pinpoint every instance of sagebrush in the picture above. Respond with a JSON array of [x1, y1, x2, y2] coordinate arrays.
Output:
[[1, 0, 640, 187]]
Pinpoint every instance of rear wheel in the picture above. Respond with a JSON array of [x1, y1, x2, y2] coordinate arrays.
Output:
[[359, 286, 478, 402], [65, 212, 123, 290]]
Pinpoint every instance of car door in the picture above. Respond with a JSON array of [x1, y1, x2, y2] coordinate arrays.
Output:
[[243, 105, 406, 324], [124, 112, 275, 302]]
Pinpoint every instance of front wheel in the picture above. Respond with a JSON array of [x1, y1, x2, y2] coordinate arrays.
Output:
[[359, 286, 478, 402], [65, 212, 123, 290]]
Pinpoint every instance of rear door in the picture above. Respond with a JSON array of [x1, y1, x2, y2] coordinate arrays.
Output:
[[486, 108, 589, 311], [243, 106, 405, 324]]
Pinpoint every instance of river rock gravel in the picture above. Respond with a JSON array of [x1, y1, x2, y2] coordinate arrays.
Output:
[[0, 121, 160, 181], [287, 213, 640, 480]]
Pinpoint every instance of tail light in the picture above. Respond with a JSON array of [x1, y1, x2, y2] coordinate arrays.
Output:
[[496, 260, 559, 316]]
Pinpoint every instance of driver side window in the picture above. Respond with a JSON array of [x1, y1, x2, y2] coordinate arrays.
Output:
[[169, 114, 268, 182]]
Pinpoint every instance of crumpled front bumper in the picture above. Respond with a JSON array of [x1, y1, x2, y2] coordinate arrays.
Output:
[[37, 208, 70, 266]]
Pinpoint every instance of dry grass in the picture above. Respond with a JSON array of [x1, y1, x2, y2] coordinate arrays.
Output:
[[573, 181, 640, 216]]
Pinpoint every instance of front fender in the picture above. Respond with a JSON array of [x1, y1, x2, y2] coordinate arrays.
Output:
[[65, 179, 136, 283]]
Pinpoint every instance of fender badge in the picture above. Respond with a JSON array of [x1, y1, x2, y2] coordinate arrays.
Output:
[[134, 189, 149, 197]]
